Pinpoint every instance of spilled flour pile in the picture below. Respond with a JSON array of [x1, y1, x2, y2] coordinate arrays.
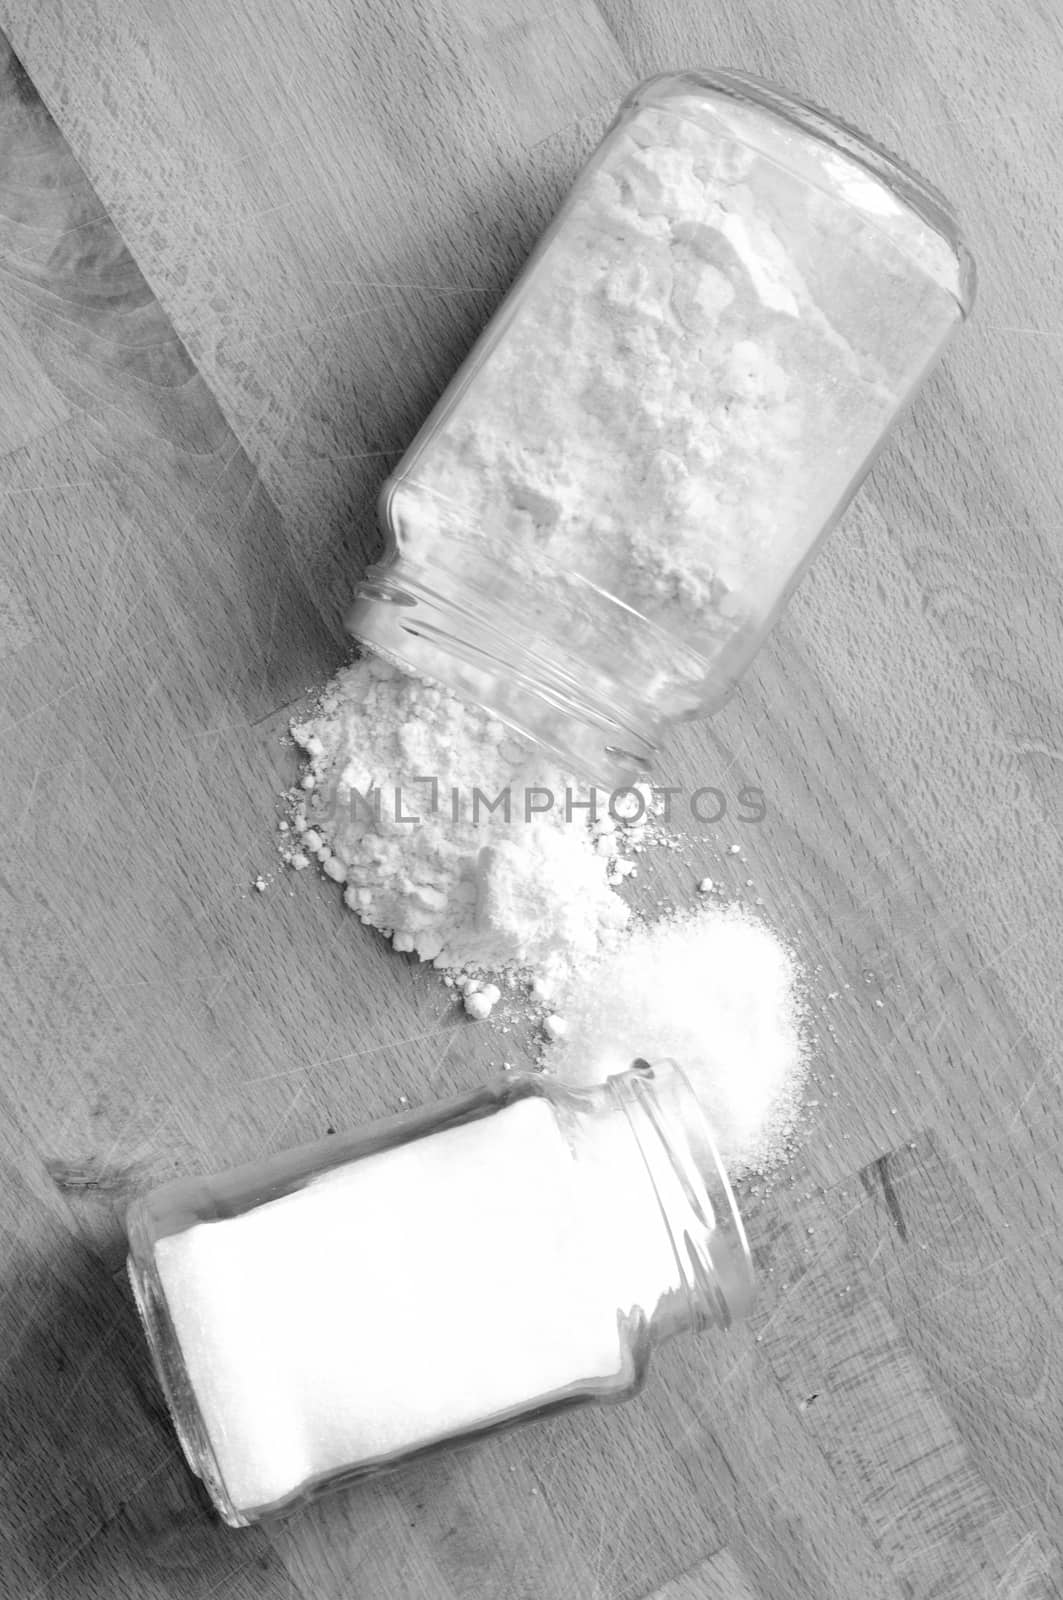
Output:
[[285, 654, 634, 996], [542, 904, 807, 1177], [283, 652, 808, 1174]]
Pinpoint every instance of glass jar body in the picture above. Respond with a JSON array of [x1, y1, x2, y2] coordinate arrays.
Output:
[[126, 1061, 752, 1527], [347, 68, 975, 787]]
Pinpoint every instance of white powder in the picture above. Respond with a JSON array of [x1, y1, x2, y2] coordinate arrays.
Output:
[[543, 903, 807, 1177], [154, 1093, 682, 1516], [287, 652, 630, 982], [372, 83, 964, 732], [284, 657, 806, 1176]]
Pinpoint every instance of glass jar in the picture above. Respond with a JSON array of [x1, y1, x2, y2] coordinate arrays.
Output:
[[346, 68, 976, 788], [126, 1059, 752, 1527]]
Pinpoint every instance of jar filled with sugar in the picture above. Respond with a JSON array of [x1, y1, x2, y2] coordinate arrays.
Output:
[[125, 1058, 753, 1526], [347, 68, 976, 787]]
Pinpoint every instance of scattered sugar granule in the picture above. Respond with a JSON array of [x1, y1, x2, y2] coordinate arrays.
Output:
[[697, 877, 714, 894], [543, 903, 807, 1177]]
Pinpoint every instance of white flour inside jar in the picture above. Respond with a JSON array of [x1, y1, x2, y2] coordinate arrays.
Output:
[[379, 88, 964, 736]]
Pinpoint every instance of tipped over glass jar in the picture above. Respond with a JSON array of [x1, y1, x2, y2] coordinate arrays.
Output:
[[126, 1059, 752, 1526], [347, 68, 976, 787]]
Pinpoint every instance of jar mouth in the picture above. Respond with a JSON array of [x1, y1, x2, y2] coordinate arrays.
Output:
[[125, 1248, 247, 1527], [608, 1059, 754, 1329], [347, 553, 701, 790]]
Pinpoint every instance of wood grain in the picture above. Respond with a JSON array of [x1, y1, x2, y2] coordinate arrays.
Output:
[[0, 2, 1061, 1597]]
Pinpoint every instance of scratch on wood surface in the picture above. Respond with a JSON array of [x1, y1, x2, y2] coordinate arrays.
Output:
[[264, 1079, 309, 1152], [0, 1264, 66, 1387], [1009, 1058, 1063, 1132], [3, 208, 112, 265], [1005, 739, 1063, 764], [892, 920, 1050, 1050], [55, 1307, 129, 1414], [587, 1508, 610, 1600], [203, 963, 239, 1012], [0, 680, 82, 739], [0, 478, 96, 499], [981, 325, 1063, 341], [258, 586, 280, 699], [996, 1530, 1058, 1599], [427, 1020, 465, 1088], [711, 709, 773, 783], [640, 1545, 763, 1599], [320, 276, 500, 294], [241, 1024, 460, 1085], [16, 757, 45, 836], [26, 1462, 179, 1600], [744, 1271, 816, 1350]]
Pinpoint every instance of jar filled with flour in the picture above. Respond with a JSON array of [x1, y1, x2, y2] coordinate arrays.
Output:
[[126, 1059, 752, 1526], [347, 69, 976, 787]]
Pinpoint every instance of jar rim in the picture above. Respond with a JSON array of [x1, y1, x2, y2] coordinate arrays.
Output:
[[607, 1058, 755, 1328]]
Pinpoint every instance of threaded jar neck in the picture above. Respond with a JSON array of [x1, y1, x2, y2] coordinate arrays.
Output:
[[347, 550, 749, 791], [605, 1059, 754, 1333], [348, 558, 659, 789], [126, 1247, 246, 1525]]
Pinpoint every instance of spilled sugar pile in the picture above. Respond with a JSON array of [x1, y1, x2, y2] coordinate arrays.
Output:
[[282, 652, 808, 1174], [541, 903, 807, 1178]]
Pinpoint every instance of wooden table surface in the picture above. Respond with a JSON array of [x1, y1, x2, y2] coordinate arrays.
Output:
[[1, 3, 1061, 1596]]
